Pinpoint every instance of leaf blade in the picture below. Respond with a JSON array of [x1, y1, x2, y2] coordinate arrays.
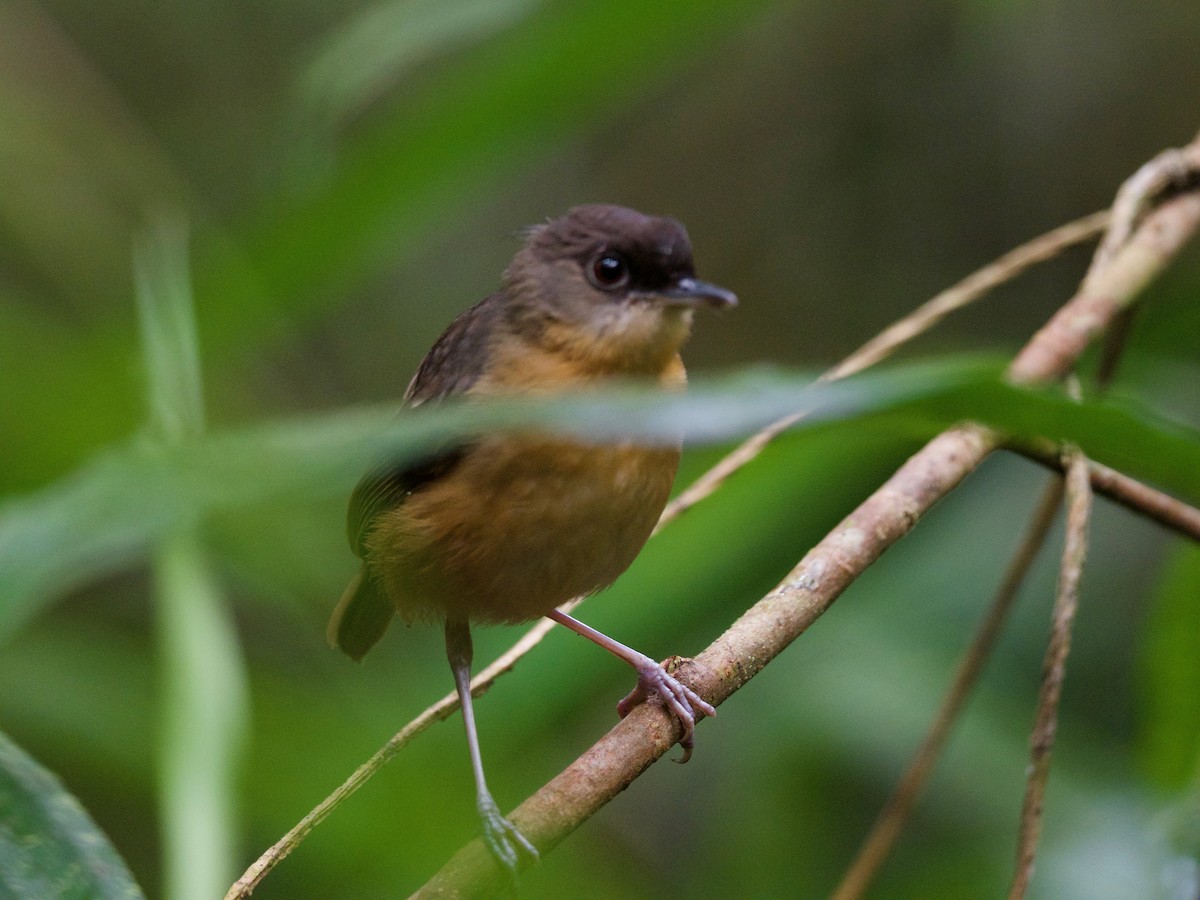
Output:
[[0, 730, 145, 900]]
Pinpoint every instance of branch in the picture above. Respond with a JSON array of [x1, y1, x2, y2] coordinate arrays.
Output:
[[823, 210, 1110, 382], [831, 166, 1200, 891], [417, 142, 1200, 896], [231, 195, 1106, 900], [1009, 449, 1094, 898], [831, 476, 1066, 900], [1010, 440, 1200, 542], [223, 617, 565, 900], [662, 209, 1109, 523]]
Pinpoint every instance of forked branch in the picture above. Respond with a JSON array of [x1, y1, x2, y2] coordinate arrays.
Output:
[[415, 138, 1200, 896]]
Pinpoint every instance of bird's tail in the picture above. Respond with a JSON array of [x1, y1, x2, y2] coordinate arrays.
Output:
[[327, 567, 395, 661]]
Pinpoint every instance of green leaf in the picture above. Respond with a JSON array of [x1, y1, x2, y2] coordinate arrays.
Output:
[[0, 729, 145, 899], [153, 534, 246, 900], [2, 357, 1199, 641], [133, 216, 205, 444], [1138, 544, 1200, 789], [300, 0, 542, 127], [132, 217, 247, 900]]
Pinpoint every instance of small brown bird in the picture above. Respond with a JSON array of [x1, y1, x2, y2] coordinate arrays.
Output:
[[328, 204, 735, 871]]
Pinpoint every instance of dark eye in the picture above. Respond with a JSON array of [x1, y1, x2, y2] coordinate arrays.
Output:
[[588, 252, 630, 290]]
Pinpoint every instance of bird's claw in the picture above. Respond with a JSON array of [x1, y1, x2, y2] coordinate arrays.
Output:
[[616, 655, 715, 763], [478, 794, 538, 874]]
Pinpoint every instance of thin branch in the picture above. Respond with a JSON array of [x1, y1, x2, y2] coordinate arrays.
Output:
[[823, 211, 1111, 382], [1090, 140, 1200, 390], [1009, 449, 1093, 899], [831, 180, 1195, 894], [1088, 136, 1200, 279], [662, 210, 1108, 524], [831, 476, 1066, 900], [223, 619, 565, 900], [1010, 142, 1200, 382], [416, 147, 1200, 897], [832, 222, 1200, 897], [832, 153, 1200, 888], [1009, 439, 1200, 543]]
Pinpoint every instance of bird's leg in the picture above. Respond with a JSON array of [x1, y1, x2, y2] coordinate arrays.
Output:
[[546, 608, 716, 763], [445, 620, 538, 872]]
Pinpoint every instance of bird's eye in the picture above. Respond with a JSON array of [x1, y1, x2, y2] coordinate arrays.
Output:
[[588, 252, 630, 290]]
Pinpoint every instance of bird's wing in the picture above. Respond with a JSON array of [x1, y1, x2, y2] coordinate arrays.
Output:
[[344, 291, 504, 557], [345, 449, 466, 557]]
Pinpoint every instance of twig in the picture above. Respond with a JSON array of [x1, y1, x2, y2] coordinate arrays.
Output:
[[1011, 141, 1200, 382], [223, 619, 564, 899], [1009, 439, 1200, 543], [416, 145, 1200, 897], [1009, 449, 1093, 899], [1087, 137, 1200, 280], [831, 180, 1193, 895], [661, 210, 1108, 524], [831, 476, 1066, 900], [823, 211, 1111, 383], [1090, 141, 1200, 395], [833, 153, 1200, 890]]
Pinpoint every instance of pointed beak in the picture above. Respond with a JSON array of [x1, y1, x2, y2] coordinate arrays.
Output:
[[659, 276, 738, 310]]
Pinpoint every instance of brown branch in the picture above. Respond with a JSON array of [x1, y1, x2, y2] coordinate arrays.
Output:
[[416, 145, 1200, 897], [223, 617, 568, 900], [1009, 449, 1094, 899], [831, 476, 1066, 900], [830, 165, 1200, 889], [662, 210, 1109, 523], [823, 211, 1111, 383], [1009, 440, 1200, 542]]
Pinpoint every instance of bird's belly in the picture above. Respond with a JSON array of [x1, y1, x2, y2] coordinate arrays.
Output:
[[366, 435, 680, 624]]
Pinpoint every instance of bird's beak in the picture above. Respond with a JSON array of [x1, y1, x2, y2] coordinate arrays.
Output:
[[658, 277, 738, 310]]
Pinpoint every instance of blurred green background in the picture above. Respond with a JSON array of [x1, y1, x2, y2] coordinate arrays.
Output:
[[2, 1, 1200, 897]]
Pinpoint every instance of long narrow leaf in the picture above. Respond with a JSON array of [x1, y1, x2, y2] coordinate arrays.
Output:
[[2, 358, 1198, 640], [135, 218, 246, 900]]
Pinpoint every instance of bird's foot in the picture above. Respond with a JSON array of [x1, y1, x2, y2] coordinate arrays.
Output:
[[478, 794, 538, 874], [616, 655, 716, 763]]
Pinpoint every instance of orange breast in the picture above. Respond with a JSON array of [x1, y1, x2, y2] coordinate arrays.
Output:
[[365, 435, 681, 624]]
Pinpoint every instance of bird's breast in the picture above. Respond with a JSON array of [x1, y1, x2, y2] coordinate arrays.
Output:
[[366, 434, 681, 625]]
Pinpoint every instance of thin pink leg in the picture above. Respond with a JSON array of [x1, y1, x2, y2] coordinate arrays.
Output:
[[546, 608, 716, 762], [445, 621, 538, 871]]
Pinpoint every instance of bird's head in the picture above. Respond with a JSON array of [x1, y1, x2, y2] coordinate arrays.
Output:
[[502, 205, 736, 374]]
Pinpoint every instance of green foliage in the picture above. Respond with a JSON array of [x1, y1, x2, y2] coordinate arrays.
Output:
[[1139, 544, 1200, 789], [134, 216, 248, 900], [0, 731, 144, 899]]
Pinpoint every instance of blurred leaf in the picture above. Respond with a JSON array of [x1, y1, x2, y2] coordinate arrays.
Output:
[[134, 215, 205, 443], [201, 0, 770, 341], [2, 356, 1199, 643], [301, 0, 542, 126], [133, 216, 247, 900], [0, 0, 775, 479], [0, 4, 183, 306], [0, 729, 145, 899], [153, 534, 247, 900], [1137, 544, 1200, 789]]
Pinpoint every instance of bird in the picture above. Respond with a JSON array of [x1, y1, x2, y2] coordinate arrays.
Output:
[[327, 203, 736, 872]]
